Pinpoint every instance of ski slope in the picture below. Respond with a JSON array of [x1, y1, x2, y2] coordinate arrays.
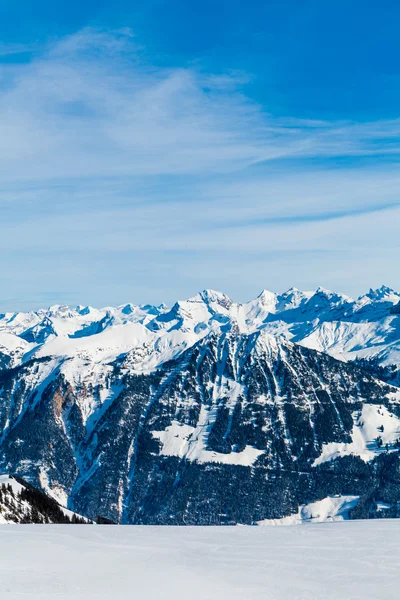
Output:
[[0, 522, 399, 599]]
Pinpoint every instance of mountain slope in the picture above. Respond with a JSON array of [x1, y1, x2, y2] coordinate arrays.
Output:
[[0, 474, 90, 524], [1, 328, 399, 523], [1, 287, 400, 523], [1, 285, 400, 373]]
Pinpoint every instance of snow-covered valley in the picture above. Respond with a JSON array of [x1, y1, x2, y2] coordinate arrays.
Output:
[[0, 522, 399, 599]]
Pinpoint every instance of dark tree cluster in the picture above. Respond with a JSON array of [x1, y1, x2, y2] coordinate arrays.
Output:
[[0, 477, 89, 524]]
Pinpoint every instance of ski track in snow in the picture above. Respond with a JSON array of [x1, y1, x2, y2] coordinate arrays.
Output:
[[0, 522, 400, 599]]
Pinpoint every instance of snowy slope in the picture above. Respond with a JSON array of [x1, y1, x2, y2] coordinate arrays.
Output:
[[0, 475, 90, 524], [1, 522, 400, 599], [1, 324, 399, 525], [1, 285, 399, 373], [257, 495, 360, 525], [313, 403, 400, 466]]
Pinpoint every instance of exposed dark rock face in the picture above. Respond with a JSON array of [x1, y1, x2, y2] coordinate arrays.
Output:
[[0, 329, 399, 524], [390, 302, 400, 315]]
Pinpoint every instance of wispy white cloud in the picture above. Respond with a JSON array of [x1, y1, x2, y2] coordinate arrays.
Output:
[[0, 42, 38, 57], [0, 28, 399, 308], [0, 28, 399, 184]]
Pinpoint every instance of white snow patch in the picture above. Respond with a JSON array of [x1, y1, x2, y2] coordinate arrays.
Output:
[[35, 322, 155, 363], [0, 474, 25, 495], [257, 495, 359, 525], [38, 469, 69, 507], [152, 419, 263, 466], [313, 404, 400, 466], [376, 501, 391, 511]]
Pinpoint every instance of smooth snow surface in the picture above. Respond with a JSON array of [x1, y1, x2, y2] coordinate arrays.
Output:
[[1, 523, 400, 599]]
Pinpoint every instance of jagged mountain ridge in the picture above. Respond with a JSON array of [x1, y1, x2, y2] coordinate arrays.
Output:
[[1, 285, 400, 373], [1, 286, 400, 524]]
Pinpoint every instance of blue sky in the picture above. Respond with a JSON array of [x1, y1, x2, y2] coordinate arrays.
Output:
[[0, 0, 399, 309]]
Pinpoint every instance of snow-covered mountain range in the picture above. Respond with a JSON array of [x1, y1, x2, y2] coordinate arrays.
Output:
[[1, 285, 400, 523], [2, 284, 400, 370]]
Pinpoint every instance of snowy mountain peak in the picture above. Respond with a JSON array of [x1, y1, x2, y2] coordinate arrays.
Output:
[[0, 285, 400, 374], [198, 289, 233, 309], [256, 289, 277, 308], [275, 287, 314, 311], [76, 305, 92, 316], [47, 305, 79, 318], [363, 285, 399, 301], [315, 286, 332, 294], [120, 303, 136, 315], [313, 286, 352, 303]]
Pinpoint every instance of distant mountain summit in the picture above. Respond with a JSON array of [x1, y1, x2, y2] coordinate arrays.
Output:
[[0, 286, 400, 524], [2, 285, 399, 372]]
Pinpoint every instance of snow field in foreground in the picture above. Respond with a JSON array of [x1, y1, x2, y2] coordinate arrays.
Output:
[[0, 522, 399, 599]]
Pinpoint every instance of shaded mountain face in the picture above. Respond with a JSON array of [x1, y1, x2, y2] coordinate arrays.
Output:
[[1, 325, 400, 524]]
